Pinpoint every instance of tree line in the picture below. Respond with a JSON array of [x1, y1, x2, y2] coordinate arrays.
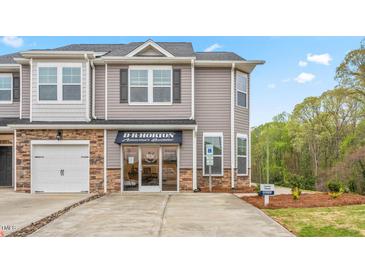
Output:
[[251, 39, 365, 194]]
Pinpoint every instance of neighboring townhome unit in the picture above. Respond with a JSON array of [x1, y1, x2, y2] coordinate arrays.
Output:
[[0, 39, 264, 193]]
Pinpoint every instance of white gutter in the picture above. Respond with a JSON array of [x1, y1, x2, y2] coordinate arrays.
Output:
[[7, 124, 198, 130], [190, 59, 195, 120], [231, 63, 235, 189], [90, 60, 96, 119], [29, 58, 33, 122], [85, 54, 90, 122], [105, 63, 108, 120], [19, 65, 22, 119]]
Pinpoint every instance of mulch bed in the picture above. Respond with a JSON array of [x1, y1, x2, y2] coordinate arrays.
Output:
[[6, 193, 104, 237], [242, 193, 365, 209]]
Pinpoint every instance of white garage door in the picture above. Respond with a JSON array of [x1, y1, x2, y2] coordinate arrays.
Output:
[[32, 143, 89, 193]]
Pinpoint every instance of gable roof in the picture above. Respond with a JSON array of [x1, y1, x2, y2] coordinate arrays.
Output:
[[0, 40, 255, 64], [195, 52, 245, 61]]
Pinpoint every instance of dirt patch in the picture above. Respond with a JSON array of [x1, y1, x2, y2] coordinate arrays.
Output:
[[242, 193, 365, 209], [6, 193, 104, 237]]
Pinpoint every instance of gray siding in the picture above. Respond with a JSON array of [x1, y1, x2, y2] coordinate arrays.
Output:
[[180, 130, 193, 168], [107, 130, 120, 168], [106, 64, 191, 119], [195, 68, 231, 168], [0, 72, 20, 118], [31, 60, 88, 121], [95, 65, 105, 119], [22, 65, 30, 118]]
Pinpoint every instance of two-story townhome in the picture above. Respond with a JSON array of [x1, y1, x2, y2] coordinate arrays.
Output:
[[0, 39, 264, 193]]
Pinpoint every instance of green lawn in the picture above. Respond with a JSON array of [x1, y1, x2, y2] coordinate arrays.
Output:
[[263, 204, 365, 237]]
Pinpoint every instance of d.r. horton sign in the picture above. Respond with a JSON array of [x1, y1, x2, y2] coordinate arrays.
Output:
[[115, 131, 182, 144]]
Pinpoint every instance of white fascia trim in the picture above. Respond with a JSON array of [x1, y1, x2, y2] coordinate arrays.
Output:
[[8, 124, 198, 130], [31, 140, 90, 145], [230, 63, 235, 188], [126, 40, 174, 58], [20, 51, 95, 58], [195, 60, 265, 65], [105, 63, 108, 120], [94, 57, 195, 65], [190, 59, 195, 120], [0, 127, 13, 133]]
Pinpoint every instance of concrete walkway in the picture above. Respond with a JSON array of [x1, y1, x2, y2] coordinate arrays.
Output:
[[32, 193, 292, 237], [0, 188, 91, 236]]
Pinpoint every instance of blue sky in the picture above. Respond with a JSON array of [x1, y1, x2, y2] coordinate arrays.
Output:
[[0, 36, 363, 126]]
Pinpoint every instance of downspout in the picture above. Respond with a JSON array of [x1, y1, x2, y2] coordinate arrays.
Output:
[[231, 63, 235, 189], [190, 59, 195, 120], [84, 54, 90, 121], [90, 59, 96, 119], [105, 63, 108, 120], [29, 58, 33, 122], [19, 65, 22, 119]]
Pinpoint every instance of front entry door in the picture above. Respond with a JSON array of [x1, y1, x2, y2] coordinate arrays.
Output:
[[140, 146, 161, 192], [0, 147, 12, 187]]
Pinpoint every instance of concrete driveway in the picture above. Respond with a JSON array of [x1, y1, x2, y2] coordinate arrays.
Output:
[[0, 188, 91, 236], [32, 193, 292, 237]]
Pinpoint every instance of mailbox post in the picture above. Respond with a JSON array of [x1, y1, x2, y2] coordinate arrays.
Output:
[[259, 184, 275, 206], [206, 144, 214, 192]]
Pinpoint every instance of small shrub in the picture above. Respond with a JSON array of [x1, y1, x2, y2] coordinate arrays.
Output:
[[327, 179, 345, 199], [289, 174, 303, 200], [291, 186, 302, 200]]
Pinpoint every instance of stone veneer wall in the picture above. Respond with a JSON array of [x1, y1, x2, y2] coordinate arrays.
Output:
[[16, 129, 104, 193], [107, 168, 121, 193], [179, 168, 250, 192]]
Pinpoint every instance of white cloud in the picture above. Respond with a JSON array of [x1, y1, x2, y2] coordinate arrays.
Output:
[[294, 72, 315, 84], [2, 36, 24, 48], [267, 83, 276, 89], [204, 43, 222, 52], [306, 53, 332, 65], [298, 60, 308, 67]]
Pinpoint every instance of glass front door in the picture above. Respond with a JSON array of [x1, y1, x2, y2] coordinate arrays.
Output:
[[140, 146, 160, 192], [123, 147, 139, 191]]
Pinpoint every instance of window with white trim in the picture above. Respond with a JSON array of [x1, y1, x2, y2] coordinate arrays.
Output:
[[203, 133, 223, 176], [129, 67, 172, 104], [38, 64, 82, 102], [62, 67, 81, 100], [236, 72, 247, 107], [39, 67, 57, 100], [0, 74, 12, 103], [237, 134, 248, 175]]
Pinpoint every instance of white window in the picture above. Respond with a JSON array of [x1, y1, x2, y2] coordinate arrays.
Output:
[[236, 71, 247, 108], [203, 132, 223, 176], [129, 66, 172, 104], [62, 67, 81, 101], [237, 134, 248, 175], [0, 74, 12, 103], [39, 67, 57, 101], [38, 63, 82, 103]]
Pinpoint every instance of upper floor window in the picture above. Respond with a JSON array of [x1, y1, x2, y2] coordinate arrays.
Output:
[[203, 132, 224, 176], [237, 134, 248, 176], [129, 66, 172, 104], [38, 64, 81, 103], [0, 74, 12, 103], [236, 71, 247, 108]]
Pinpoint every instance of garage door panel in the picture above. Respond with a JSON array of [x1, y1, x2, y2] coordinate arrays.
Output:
[[32, 144, 89, 193]]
